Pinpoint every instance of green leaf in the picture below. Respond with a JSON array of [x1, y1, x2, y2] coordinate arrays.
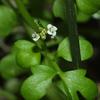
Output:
[[57, 37, 94, 61], [21, 65, 56, 100], [0, 53, 23, 79], [58, 69, 98, 100], [76, 0, 100, 15], [13, 40, 41, 68], [16, 51, 41, 68], [13, 40, 35, 52], [77, 12, 90, 22], [0, 5, 17, 38], [53, 0, 89, 22], [53, 0, 65, 19], [46, 83, 67, 100]]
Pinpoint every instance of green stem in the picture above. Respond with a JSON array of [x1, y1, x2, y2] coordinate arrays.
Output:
[[50, 61, 72, 100], [15, 0, 39, 32], [46, 37, 63, 47], [64, 0, 81, 68], [44, 50, 71, 99]]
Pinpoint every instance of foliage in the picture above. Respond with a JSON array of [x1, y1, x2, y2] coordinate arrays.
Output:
[[57, 37, 94, 61], [0, 5, 17, 38], [0, 0, 99, 100]]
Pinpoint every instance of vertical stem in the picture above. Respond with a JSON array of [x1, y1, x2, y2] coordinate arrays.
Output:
[[15, 0, 39, 32], [64, 0, 81, 68]]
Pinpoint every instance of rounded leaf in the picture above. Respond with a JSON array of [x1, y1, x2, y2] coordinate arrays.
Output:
[[0, 5, 17, 38], [76, 0, 100, 15], [21, 65, 56, 100], [58, 69, 98, 100], [0, 53, 23, 79], [13, 40, 35, 52], [13, 40, 41, 68], [77, 12, 90, 22], [57, 37, 94, 61], [16, 51, 41, 68], [53, 0, 65, 19]]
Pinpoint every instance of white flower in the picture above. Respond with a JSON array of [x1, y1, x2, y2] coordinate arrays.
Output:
[[47, 24, 57, 38], [32, 32, 40, 41]]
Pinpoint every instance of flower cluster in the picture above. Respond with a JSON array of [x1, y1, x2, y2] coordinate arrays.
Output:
[[32, 24, 58, 41]]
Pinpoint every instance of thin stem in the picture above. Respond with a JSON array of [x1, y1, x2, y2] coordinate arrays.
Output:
[[15, 0, 39, 32], [44, 50, 71, 99], [46, 37, 63, 47], [64, 0, 81, 68], [49, 61, 72, 100], [40, 40, 71, 99]]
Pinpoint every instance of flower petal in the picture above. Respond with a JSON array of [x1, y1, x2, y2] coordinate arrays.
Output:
[[32, 32, 40, 41], [47, 24, 52, 29], [47, 30, 53, 35]]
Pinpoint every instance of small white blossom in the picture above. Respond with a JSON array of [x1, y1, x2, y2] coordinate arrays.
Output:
[[47, 24, 57, 38], [32, 32, 40, 41]]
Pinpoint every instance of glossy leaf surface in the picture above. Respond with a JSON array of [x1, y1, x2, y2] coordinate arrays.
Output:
[[0, 6, 17, 38], [57, 37, 94, 61], [21, 65, 56, 100], [58, 69, 98, 100]]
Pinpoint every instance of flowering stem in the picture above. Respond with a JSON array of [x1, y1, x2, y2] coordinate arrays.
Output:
[[64, 0, 81, 68], [15, 0, 40, 32]]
